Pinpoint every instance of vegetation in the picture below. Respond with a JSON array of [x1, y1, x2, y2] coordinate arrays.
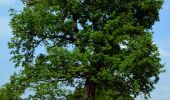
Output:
[[0, 0, 164, 99]]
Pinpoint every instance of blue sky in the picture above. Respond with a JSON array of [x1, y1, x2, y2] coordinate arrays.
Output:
[[0, 0, 170, 99]]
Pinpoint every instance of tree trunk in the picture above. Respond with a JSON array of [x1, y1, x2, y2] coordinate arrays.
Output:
[[84, 78, 96, 100]]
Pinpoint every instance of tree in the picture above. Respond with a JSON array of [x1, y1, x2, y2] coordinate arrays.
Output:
[[1, 0, 164, 99]]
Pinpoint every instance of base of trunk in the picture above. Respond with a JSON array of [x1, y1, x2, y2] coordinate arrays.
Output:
[[84, 79, 96, 100]]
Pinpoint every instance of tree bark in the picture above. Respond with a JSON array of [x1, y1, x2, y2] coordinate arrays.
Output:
[[84, 78, 96, 100]]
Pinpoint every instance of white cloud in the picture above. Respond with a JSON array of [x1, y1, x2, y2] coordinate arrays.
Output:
[[0, 0, 23, 9], [159, 48, 170, 57], [0, 16, 12, 38], [151, 86, 170, 100], [0, 0, 15, 7]]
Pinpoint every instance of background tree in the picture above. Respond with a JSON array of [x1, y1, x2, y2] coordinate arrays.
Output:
[[0, 0, 164, 99]]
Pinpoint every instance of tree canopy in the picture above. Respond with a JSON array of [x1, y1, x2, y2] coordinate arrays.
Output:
[[0, 0, 164, 100]]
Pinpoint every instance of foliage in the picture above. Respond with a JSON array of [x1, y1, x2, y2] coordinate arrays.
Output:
[[0, 0, 164, 99]]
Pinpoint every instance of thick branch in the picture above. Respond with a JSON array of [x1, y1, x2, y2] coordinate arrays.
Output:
[[84, 78, 96, 100]]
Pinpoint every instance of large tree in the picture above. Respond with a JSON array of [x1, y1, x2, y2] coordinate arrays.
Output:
[[0, 0, 164, 99]]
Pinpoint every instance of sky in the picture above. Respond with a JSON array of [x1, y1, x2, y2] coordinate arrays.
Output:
[[0, 0, 170, 99]]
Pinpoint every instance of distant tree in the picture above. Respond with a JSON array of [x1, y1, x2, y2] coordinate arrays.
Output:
[[0, 0, 164, 99]]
